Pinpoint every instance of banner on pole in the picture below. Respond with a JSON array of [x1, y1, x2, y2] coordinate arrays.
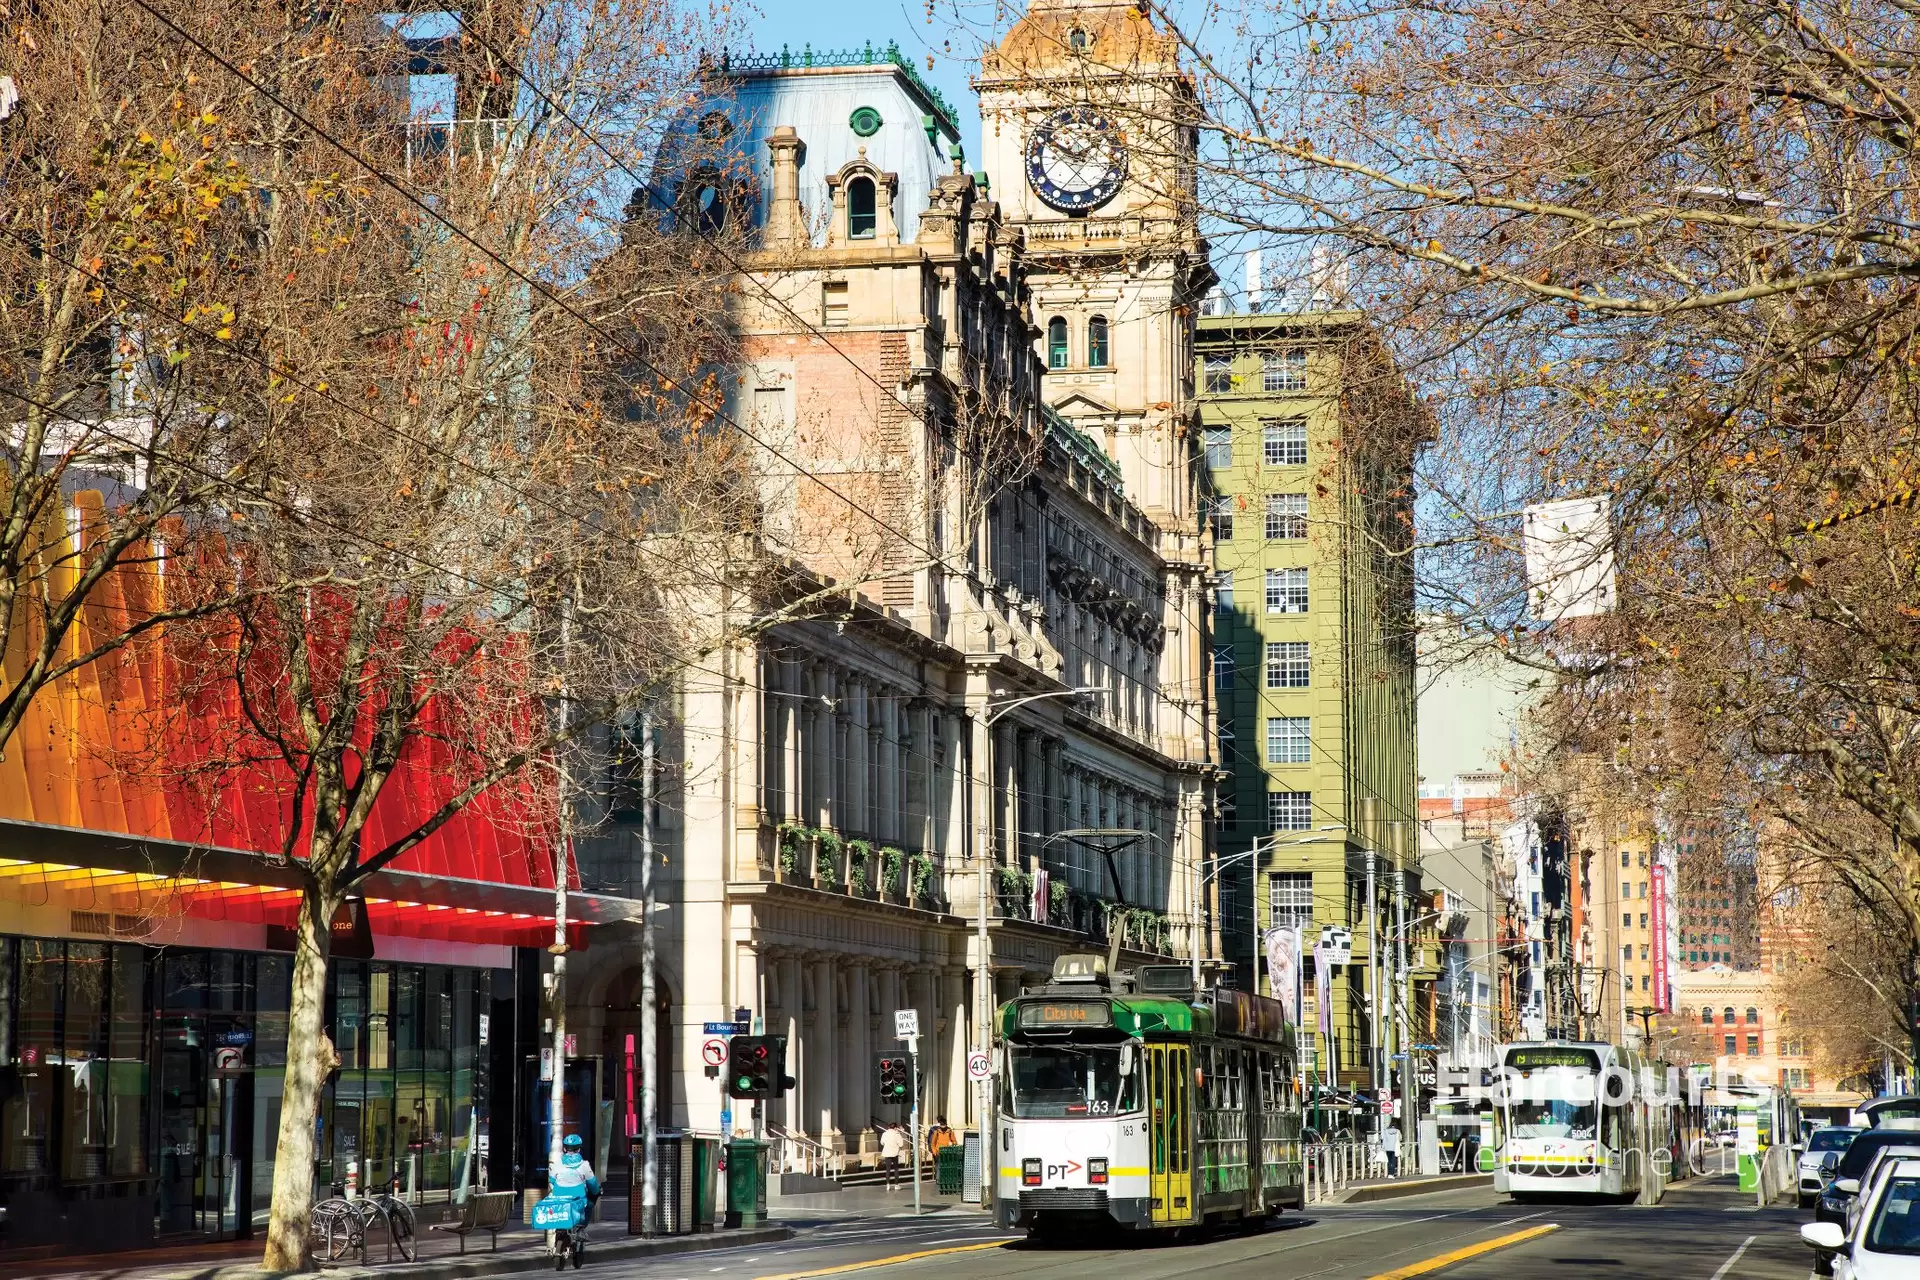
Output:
[[1314, 939, 1333, 1041], [1265, 926, 1302, 1025]]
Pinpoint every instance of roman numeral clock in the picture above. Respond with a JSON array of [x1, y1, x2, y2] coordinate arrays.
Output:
[[1025, 106, 1128, 212]]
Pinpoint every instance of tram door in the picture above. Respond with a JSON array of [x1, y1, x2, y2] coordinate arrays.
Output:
[[1148, 1044, 1193, 1224]]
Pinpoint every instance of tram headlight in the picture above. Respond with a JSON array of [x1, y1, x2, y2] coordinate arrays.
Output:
[[1022, 1158, 1042, 1187], [1089, 1158, 1108, 1185]]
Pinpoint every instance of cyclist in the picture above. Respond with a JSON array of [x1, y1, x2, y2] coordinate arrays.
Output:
[[551, 1133, 602, 1204]]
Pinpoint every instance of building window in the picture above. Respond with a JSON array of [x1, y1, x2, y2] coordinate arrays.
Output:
[[1214, 644, 1235, 692], [1068, 25, 1089, 50], [1209, 495, 1234, 541], [1639, 881, 1648, 898], [1268, 790, 1312, 831], [1265, 493, 1307, 540], [1724, 1034, 1736, 1056], [1622, 913, 1632, 929], [823, 281, 849, 326], [1265, 567, 1308, 613], [1270, 872, 1313, 930], [1639, 945, 1648, 960], [1621, 945, 1631, 963], [1087, 315, 1109, 367], [1048, 317, 1069, 369], [1265, 716, 1310, 765], [1641, 974, 1650, 991], [1218, 714, 1235, 757], [1745, 1006, 1759, 1024], [1701, 1007, 1713, 1025], [1203, 426, 1232, 469], [1621, 851, 1630, 867], [1746, 1033, 1760, 1057], [1639, 913, 1648, 928], [1262, 418, 1307, 465], [1214, 570, 1234, 617], [1723, 1006, 1735, 1024], [1204, 355, 1232, 393], [848, 176, 878, 239], [1264, 641, 1309, 689], [1262, 349, 1307, 392]]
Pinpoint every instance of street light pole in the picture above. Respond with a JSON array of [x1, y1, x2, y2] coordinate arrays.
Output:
[[969, 685, 1098, 1211]]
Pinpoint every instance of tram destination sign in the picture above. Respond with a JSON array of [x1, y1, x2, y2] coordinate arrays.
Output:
[[1018, 1000, 1114, 1030], [1506, 1047, 1599, 1070]]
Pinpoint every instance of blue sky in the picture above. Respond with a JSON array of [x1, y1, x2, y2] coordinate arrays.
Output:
[[747, 1, 987, 160]]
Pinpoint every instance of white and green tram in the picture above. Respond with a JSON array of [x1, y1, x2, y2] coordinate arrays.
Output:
[[1492, 1040, 1672, 1199]]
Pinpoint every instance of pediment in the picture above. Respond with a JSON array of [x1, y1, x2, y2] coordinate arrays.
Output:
[[1050, 391, 1116, 417]]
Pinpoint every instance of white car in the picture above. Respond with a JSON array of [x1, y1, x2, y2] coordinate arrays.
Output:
[[1807, 1128, 1868, 1208], [1804, 1157, 1920, 1278]]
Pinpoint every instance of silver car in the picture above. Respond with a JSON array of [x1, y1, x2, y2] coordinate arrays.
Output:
[[1807, 1129, 1869, 1208]]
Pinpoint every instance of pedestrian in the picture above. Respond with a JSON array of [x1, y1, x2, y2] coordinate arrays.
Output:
[[927, 1115, 958, 1155], [1381, 1123, 1402, 1178], [880, 1121, 909, 1189]]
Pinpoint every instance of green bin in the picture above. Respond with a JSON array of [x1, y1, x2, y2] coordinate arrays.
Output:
[[936, 1146, 964, 1196], [691, 1137, 720, 1231], [726, 1138, 769, 1228]]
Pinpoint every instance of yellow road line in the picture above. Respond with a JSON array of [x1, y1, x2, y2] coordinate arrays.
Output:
[[1366, 1223, 1561, 1279], [752, 1239, 1012, 1280]]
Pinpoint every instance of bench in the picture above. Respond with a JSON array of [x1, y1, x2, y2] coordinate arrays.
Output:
[[428, 1191, 516, 1254]]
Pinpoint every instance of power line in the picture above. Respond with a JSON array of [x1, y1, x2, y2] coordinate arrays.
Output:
[[125, 0, 945, 572]]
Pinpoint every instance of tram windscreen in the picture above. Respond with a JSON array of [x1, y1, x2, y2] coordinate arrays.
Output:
[[1507, 1098, 1598, 1140], [1006, 1044, 1138, 1118]]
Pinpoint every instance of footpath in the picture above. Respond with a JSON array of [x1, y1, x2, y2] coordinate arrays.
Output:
[[0, 1205, 791, 1280]]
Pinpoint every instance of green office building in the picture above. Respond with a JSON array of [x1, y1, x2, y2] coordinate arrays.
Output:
[[1198, 310, 1425, 1097]]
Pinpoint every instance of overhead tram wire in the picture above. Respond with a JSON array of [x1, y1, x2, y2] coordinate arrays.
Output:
[[0, 226, 756, 605], [124, 0, 945, 573]]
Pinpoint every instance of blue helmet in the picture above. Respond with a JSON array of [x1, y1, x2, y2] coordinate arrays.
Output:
[[563, 1133, 583, 1149]]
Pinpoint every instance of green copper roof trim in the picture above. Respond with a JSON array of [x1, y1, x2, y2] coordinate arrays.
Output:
[[720, 42, 960, 139]]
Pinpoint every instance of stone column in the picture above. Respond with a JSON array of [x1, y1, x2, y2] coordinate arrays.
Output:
[[878, 693, 902, 847], [875, 967, 902, 1137], [848, 679, 871, 838], [808, 954, 841, 1149], [779, 952, 804, 1133], [844, 961, 872, 1153], [945, 967, 972, 1129], [993, 722, 1016, 866], [809, 664, 835, 832]]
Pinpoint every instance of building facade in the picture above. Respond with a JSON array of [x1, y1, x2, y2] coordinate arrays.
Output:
[[1193, 310, 1422, 1097], [607, 37, 1218, 1164]]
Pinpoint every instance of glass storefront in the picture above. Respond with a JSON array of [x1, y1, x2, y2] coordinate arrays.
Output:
[[0, 937, 497, 1249]]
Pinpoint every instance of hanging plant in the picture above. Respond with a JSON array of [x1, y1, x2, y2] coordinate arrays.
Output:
[[1049, 880, 1069, 922], [848, 839, 873, 893], [910, 853, 936, 900], [882, 846, 907, 895], [778, 823, 804, 876]]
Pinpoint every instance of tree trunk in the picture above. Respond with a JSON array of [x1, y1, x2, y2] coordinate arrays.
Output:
[[262, 885, 338, 1271]]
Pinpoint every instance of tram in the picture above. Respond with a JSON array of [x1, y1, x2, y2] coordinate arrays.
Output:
[[994, 954, 1304, 1236], [1492, 1040, 1674, 1199]]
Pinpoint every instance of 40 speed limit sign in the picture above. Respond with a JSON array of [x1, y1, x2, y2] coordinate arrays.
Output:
[[967, 1050, 992, 1081]]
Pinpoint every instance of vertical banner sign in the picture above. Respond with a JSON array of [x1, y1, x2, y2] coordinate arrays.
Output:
[[1032, 868, 1049, 924], [1265, 927, 1302, 1024], [1650, 863, 1670, 1012], [1313, 938, 1333, 1041]]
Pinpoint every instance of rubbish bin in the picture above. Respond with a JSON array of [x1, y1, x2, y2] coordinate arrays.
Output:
[[725, 1138, 768, 1229], [631, 1132, 695, 1235], [691, 1138, 720, 1231], [936, 1146, 964, 1196]]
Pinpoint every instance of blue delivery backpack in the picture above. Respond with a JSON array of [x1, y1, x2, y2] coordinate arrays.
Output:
[[531, 1196, 589, 1231]]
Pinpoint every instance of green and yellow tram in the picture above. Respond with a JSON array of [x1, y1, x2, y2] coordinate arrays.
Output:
[[994, 955, 1305, 1236]]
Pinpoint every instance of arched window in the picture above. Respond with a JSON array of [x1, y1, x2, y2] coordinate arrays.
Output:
[[1700, 1007, 1713, 1025], [848, 177, 877, 239], [1069, 26, 1089, 50], [1745, 1006, 1760, 1025], [1047, 316, 1069, 369], [1087, 315, 1109, 367], [693, 183, 726, 234], [1723, 1006, 1736, 1024]]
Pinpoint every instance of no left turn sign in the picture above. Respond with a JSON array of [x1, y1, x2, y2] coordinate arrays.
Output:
[[702, 1038, 728, 1066]]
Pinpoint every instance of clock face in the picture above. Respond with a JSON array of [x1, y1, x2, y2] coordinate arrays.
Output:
[[1025, 107, 1127, 213]]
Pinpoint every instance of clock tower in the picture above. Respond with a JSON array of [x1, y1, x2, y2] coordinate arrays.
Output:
[[977, 0, 1213, 530]]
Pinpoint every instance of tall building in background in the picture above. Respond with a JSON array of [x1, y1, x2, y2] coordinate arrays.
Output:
[[1195, 309, 1424, 1096]]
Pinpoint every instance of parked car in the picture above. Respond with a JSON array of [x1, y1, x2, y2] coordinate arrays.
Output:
[[1854, 1098, 1920, 1129], [1803, 1157, 1920, 1279], [1814, 1133, 1920, 1275], [1808, 1129, 1870, 1208]]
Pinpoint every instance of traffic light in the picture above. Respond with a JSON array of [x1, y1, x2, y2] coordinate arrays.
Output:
[[877, 1055, 910, 1105], [726, 1035, 793, 1100]]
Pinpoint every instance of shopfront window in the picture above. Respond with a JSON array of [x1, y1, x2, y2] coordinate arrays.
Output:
[[8, 940, 60, 1174]]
